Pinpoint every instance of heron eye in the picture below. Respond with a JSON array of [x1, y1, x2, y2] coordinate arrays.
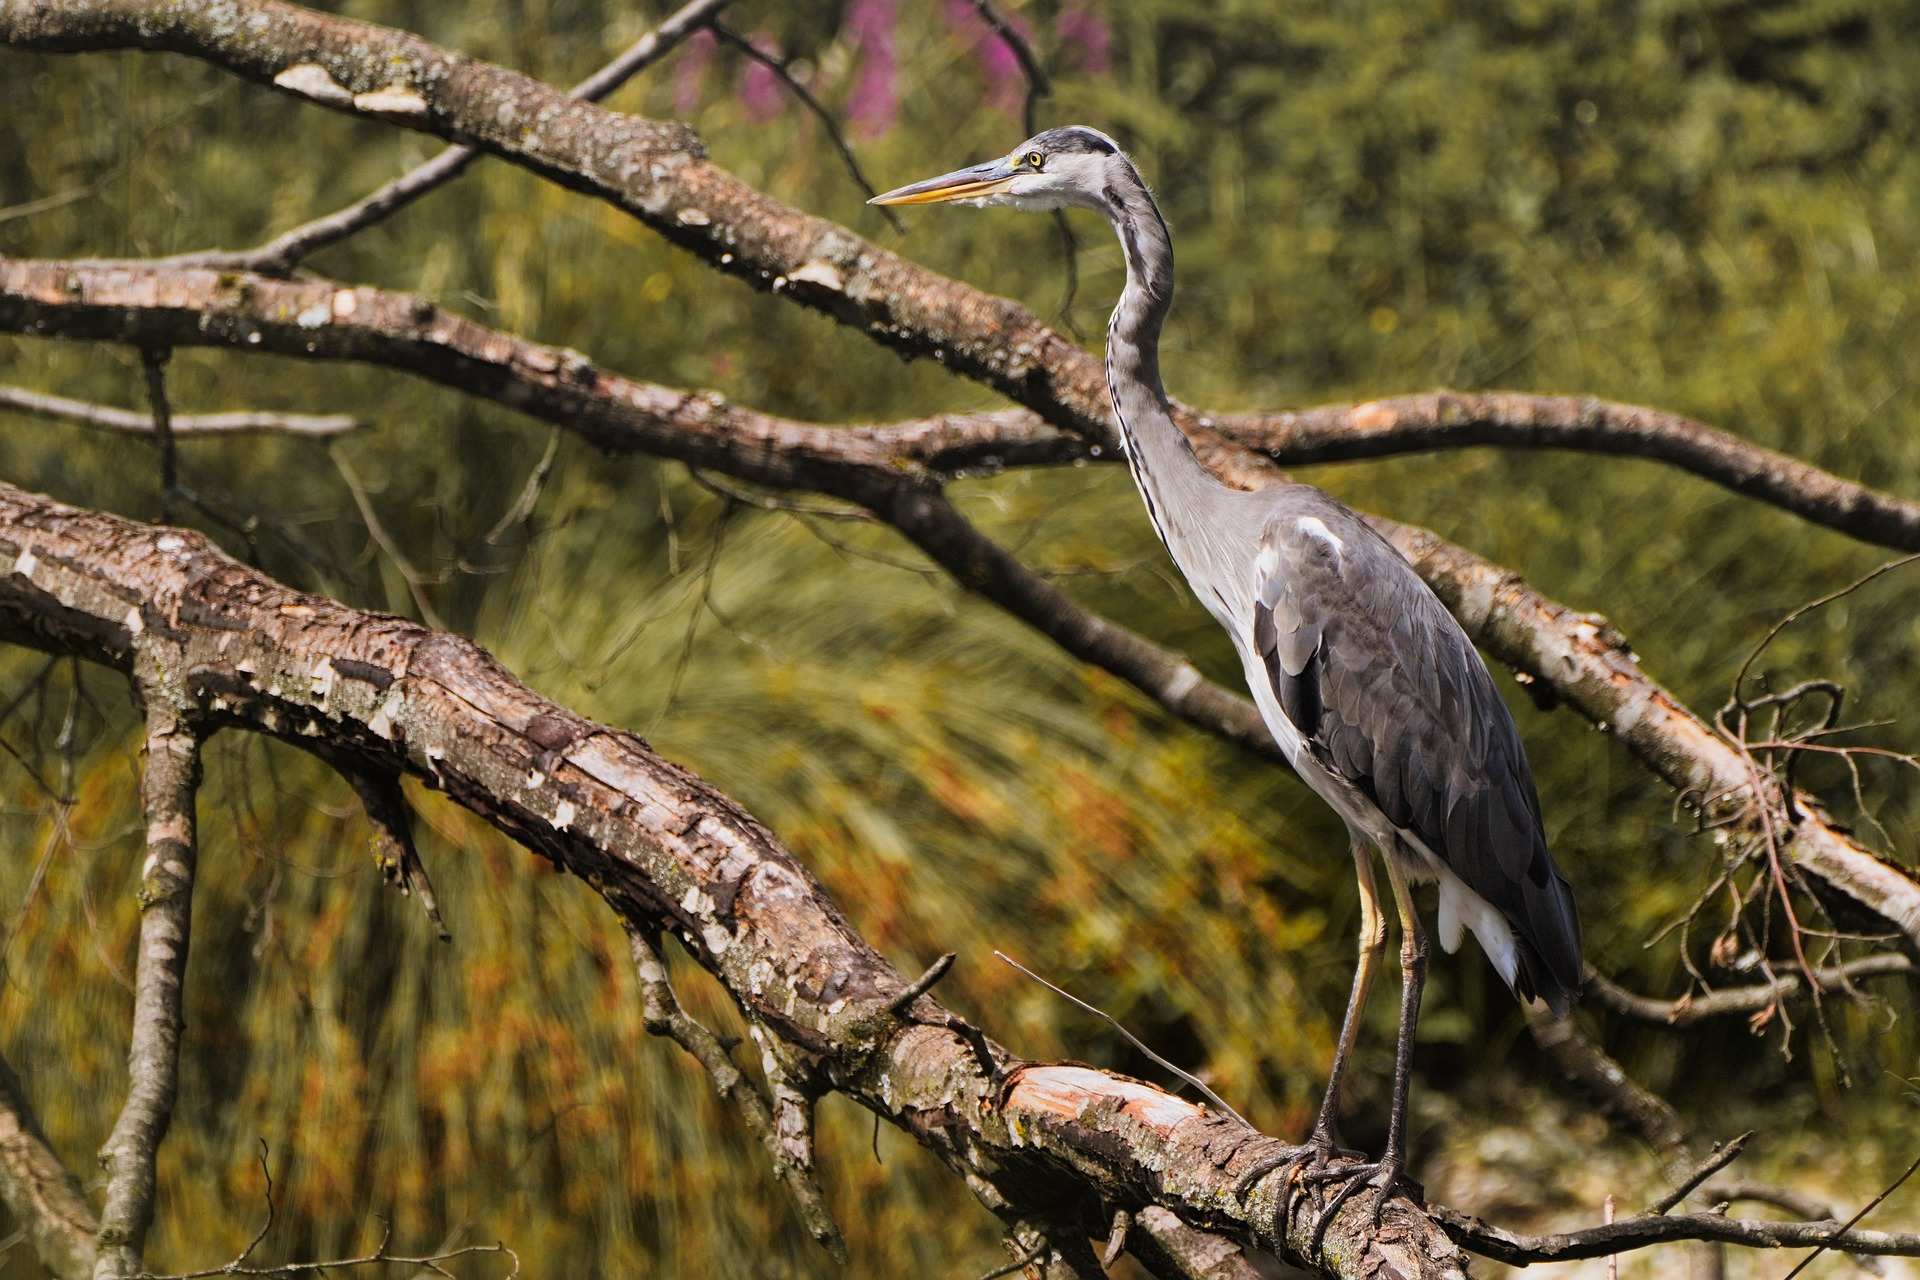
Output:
[[1024, 151, 1045, 169]]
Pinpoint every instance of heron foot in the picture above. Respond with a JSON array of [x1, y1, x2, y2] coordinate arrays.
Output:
[[1301, 1156, 1425, 1259], [1235, 1133, 1370, 1255]]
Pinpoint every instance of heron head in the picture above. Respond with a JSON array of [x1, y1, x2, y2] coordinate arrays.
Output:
[[871, 125, 1126, 214]]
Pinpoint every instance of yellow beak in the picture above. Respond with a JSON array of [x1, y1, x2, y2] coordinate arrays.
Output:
[[870, 160, 1019, 206]]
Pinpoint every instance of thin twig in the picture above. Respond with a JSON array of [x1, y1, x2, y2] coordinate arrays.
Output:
[[884, 952, 955, 1016], [966, 0, 1050, 135], [174, 0, 734, 273], [330, 448, 446, 631], [1729, 555, 1920, 711], [1643, 1132, 1751, 1215], [138, 1238, 519, 1278], [994, 951, 1249, 1127], [974, 1240, 1047, 1280], [0, 385, 366, 437], [338, 766, 450, 941], [1782, 1151, 1920, 1279], [140, 348, 177, 524], [624, 926, 848, 1262], [708, 22, 903, 230]]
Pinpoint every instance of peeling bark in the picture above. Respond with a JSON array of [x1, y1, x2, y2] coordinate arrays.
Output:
[[0, 481, 1464, 1280]]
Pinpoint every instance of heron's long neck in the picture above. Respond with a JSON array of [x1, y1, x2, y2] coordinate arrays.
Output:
[[1101, 176, 1220, 550]]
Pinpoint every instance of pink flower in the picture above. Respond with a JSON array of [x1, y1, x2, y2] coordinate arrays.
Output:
[[674, 28, 715, 118], [942, 0, 1035, 116], [844, 0, 899, 138], [1058, 9, 1110, 75], [738, 31, 784, 123]]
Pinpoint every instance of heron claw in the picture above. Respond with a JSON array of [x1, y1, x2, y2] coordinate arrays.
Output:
[[1300, 1157, 1425, 1260]]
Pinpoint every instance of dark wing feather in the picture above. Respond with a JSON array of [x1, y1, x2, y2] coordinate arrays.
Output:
[[1251, 492, 1583, 1012]]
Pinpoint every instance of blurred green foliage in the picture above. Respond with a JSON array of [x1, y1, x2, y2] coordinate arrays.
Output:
[[1, 0, 1918, 1275]]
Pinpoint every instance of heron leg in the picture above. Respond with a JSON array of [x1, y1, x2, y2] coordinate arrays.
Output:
[[1378, 853, 1428, 1184], [1299, 851, 1428, 1259], [1309, 836, 1388, 1153], [1256, 838, 1386, 1247]]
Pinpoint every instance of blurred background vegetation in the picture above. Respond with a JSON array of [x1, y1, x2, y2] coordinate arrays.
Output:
[[2, 0, 1918, 1275]]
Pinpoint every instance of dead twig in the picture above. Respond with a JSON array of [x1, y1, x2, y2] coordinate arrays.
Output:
[[624, 926, 848, 1262], [0, 385, 365, 437], [140, 347, 177, 524], [709, 21, 903, 231], [1644, 1131, 1752, 1215], [995, 950, 1249, 1128]]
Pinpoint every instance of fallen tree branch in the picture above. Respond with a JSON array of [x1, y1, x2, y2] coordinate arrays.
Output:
[[94, 699, 201, 1278], [0, 1050, 97, 1280], [0, 480, 1465, 1280], [0, 384, 365, 437]]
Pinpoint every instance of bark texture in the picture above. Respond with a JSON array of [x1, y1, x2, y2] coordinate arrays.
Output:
[[0, 1055, 97, 1280], [92, 704, 200, 1278], [0, 480, 1465, 1280], [3, 253, 1912, 956]]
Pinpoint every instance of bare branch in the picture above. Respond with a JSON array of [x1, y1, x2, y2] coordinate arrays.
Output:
[[142, 1238, 518, 1278], [330, 448, 445, 631], [1221, 392, 1920, 554], [1524, 1005, 1691, 1169], [1585, 955, 1914, 1026], [1644, 1132, 1751, 1216], [167, 0, 735, 275], [963, 0, 1050, 135], [93, 700, 202, 1278], [2, 254, 1915, 963], [0, 1050, 97, 1280], [0, 385, 366, 437], [1433, 1204, 1920, 1265], [139, 348, 177, 525]]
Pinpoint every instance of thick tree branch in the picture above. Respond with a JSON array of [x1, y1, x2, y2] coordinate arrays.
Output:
[[0, 255, 1281, 765], [93, 699, 201, 1278], [0, 0, 1137, 452], [168, 0, 734, 275], [0, 481, 1463, 1280], [0, 1051, 98, 1280], [3, 253, 1913, 963], [0, 384, 365, 436]]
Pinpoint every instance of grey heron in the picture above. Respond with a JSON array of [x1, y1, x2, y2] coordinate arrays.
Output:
[[874, 127, 1583, 1216]]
